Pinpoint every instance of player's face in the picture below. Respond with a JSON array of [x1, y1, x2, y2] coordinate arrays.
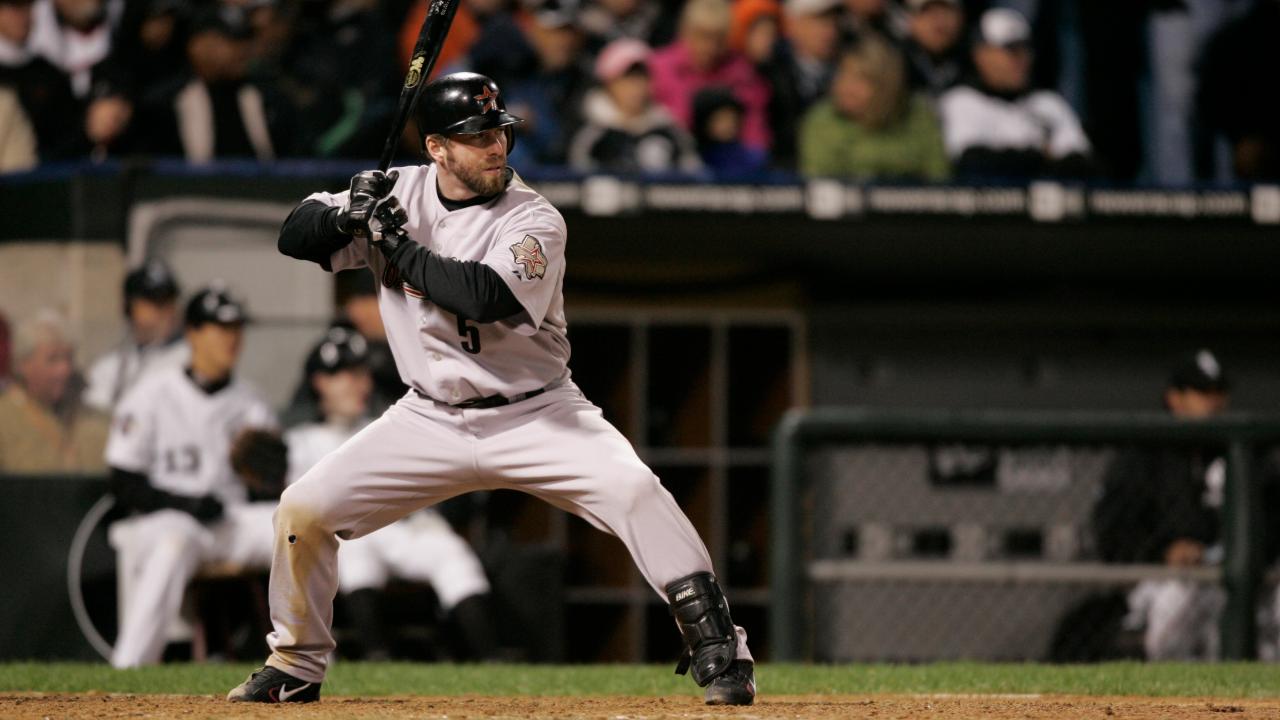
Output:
[[129, 297, 178, 345], [1165, 388, 1229, 419], [435, 128, 509, 198], [314, 366, 372, 421], [18, 338, 74, 407], [187, 322, 243, 377]]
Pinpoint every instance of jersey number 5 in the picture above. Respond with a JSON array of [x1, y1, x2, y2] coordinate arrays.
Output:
[[457, 317, 481, 354]]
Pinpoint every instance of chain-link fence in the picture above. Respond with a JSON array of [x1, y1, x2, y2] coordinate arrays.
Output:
[[771, 410, 1280, 663]]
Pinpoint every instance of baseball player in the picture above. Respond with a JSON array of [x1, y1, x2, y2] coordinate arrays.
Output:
[[106, 287, 280, 668], [285, 327, 497, 660], [229, 72, 755, 705], [84, 260, 188, 412]]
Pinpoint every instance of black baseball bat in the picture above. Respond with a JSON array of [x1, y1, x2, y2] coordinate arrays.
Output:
[[377, 0, 463, 172]]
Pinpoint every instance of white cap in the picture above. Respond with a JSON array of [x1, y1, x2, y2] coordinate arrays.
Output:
[[977, 8, 1031, 47]]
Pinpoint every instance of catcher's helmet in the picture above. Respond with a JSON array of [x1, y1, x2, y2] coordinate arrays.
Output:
[[415, 72, 522, 156]]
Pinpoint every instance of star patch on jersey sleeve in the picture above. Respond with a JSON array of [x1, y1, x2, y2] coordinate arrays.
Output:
[[510, 235, 548, 280]]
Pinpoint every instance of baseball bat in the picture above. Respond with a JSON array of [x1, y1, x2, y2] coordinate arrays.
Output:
[[377, 0, 463, 172], [370, 0, 461, 288]]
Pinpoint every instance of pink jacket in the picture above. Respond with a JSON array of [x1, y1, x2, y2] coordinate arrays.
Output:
[[649, 40, 773, 151]]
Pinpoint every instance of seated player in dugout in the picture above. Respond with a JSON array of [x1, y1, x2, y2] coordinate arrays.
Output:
[[228, 72, 756, 705], [106, 286, 287, 668], [284, 327, 497, 661]]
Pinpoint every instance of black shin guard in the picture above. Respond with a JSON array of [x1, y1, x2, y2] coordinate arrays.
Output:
[[665, 572, 736, 686]]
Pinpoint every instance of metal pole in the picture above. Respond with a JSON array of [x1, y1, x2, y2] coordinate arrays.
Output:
[[1221, 439, 1260, 659], [770, 411, 804, 660]]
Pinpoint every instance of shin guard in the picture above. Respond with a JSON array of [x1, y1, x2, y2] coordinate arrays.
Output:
[[665, 572, 736, 686]]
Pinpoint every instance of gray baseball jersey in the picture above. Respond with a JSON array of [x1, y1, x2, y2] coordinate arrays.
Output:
[[303, 164, 569, 403], [264, 166, 752, 683]]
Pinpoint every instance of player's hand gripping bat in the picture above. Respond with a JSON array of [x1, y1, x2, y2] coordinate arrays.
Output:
[[368, 0, 462, 288]]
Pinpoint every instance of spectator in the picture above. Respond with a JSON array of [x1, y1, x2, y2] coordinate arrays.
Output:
[[839, 0, 896, 44], [728, 0, 780, 67], [900, 0, 966, 96], [105, 287, 277, 667], [0, 0, 85, 160], [798, 37, 948, 181], [398, 0, 481, 79], [278, 0, 398, 158], [692, 85, 766, 177], [455, 0, 534, 88], [0, 309, 108, 473], [285, 328, 498, 660], [568, 37, 700, 174], [83, 260, 187, 413], [1197, 0, 1280, 182], [88, 0, 187, 157], [761, 0, 842, 169], [139, 6, 293, 161], [1092, 350, 1230, 660], [0, 84, 36, 170], [650, 0, 771, 151], [937, 8, 1092, 180], [502, 0, 592, 168], [26, 0, 122, 99], [578, 0, 662, 53]]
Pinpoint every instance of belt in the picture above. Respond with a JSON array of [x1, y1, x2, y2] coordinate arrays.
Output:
[[415, 385, 548, 409]]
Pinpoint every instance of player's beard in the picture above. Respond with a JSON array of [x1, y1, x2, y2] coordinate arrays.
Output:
[[442, 147, 508, 197]]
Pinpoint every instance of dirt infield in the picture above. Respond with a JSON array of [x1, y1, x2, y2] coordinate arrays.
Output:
[[3, 693, 1278, 719]]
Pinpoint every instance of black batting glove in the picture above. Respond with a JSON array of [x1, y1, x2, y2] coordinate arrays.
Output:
[[335, 169, 399, 237], [188, 495, 224, 523], [371, 196, 409, 259]]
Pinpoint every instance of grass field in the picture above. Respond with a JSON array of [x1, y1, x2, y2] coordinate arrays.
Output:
[[3, 661, 1280, 698]]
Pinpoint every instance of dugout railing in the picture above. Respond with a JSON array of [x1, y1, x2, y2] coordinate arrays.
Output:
[[770, 409, 1280, 662]]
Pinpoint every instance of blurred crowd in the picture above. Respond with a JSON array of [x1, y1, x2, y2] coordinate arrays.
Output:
[[1, 0, 1278, 184]]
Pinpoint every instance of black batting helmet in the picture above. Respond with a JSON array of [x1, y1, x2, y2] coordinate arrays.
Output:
[[415, 72, 523, 157]]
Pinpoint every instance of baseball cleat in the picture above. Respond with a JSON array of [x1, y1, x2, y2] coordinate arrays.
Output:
[[704, 660, 755, 706], [227, 665, 321, 703]]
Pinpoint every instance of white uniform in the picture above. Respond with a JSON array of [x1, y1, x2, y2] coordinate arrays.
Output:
[[83, 337, 189, 412], [285, 421, 490, 609], [266, 164, 751, 682], [106, 365, 277, 668]]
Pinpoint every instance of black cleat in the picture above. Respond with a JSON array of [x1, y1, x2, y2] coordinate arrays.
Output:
[[227, 665, 321, 703], [704, 660, 755, 706]]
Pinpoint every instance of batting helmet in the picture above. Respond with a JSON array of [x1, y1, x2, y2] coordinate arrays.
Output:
[[185, 285, 249, 328], [415, 72, 523, 157]]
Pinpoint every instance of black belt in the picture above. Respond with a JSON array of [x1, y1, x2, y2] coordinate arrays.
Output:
[[415, 386, 548, 409]]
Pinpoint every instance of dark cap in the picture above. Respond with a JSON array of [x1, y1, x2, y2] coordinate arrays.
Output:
[[185, 285, 248, 327], [188, 4, 253, 39], [124, 260, 180, 302], [1168, 349, 1229, 393], [305, 326, 369, 376]]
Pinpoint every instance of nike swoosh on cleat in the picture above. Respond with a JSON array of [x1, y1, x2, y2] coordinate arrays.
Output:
[[278, 683, 312, 701]]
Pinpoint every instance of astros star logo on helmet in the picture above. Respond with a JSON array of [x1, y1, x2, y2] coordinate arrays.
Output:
[[474, 86, 499, 113]]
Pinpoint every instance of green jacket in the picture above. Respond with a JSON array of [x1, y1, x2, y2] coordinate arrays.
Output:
[[799, 95, 951, 181]]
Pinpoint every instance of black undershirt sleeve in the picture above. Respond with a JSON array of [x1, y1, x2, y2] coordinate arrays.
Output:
[[110, 467, 222, 520], [386, 241, 525, 323], [278, 200, 353, 272]]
